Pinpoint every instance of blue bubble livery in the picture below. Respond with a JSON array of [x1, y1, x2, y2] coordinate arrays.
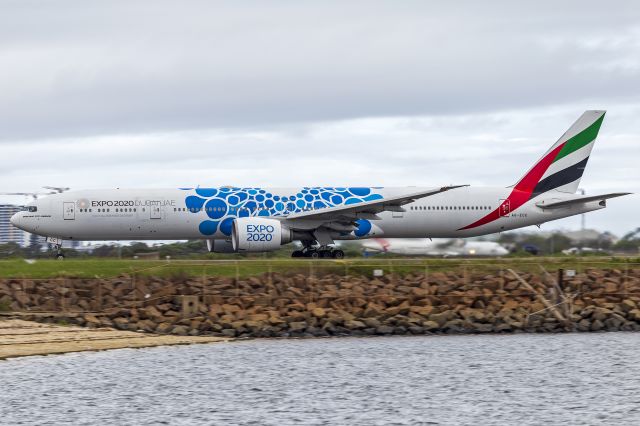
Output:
[[180, 187, 384, 237]]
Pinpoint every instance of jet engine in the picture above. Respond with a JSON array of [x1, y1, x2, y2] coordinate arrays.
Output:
[[232, 218, 293, 252], [206, 239, 236, 253]]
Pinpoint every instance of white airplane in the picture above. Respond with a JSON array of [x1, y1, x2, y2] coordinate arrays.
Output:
[[361, 238, 509, 257], [10, 110, 630, 259]]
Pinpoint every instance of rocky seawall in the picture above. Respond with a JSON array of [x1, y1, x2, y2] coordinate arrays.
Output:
[[2, 268, 640, 337]]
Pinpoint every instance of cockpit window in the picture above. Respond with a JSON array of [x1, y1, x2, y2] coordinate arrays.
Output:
[[25, 206, 37, 212]]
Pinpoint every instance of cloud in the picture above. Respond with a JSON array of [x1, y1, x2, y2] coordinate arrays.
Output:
[[1, 1, 640, 140]]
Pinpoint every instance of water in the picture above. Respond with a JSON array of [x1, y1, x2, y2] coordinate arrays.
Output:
[[1, 333, 640, 425]]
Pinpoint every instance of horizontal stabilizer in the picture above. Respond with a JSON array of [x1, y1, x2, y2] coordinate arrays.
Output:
[[535, 192, 631, 209]]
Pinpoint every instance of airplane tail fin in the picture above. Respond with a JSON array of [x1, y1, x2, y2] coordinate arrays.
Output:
[[511, 110, 605, 196]]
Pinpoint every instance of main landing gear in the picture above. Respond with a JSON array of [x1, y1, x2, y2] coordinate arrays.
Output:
[[291, 244, 345, 259]]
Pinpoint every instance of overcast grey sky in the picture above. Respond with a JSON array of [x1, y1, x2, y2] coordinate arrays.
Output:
[[0, 0, 638, 235]]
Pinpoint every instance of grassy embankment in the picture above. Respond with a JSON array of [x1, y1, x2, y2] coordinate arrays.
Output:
[[0, 256, 637, 279]]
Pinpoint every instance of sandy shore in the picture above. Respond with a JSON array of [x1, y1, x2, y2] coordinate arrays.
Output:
[[0, 319, 227, 360]]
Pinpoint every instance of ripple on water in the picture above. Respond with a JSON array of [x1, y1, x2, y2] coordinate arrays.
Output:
[[1, 333, 640, 425]]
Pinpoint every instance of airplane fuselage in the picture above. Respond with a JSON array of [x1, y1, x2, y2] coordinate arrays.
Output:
[[12, 186, 605, 242], [361, 238, 510, 256]]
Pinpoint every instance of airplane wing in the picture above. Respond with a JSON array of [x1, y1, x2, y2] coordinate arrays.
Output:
[[535, 192, 631, 209], [280, 185, 468, 245], [284, 185, 468, 222]]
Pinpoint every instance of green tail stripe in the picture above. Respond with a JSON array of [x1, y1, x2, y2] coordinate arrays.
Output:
[[553, 113, 605, 163]]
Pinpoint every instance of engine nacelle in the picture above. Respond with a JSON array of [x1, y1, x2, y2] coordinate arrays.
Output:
[[232, 218, 292, 252], [206, 239, 236, 253]]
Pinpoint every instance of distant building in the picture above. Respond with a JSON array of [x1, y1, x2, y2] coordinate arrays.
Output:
[[0, 204, 27, 246]]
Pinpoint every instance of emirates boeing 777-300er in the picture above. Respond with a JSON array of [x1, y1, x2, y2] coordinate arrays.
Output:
[[10, 110, 630, 259]]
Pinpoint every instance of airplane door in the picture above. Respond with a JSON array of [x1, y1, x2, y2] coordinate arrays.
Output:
[[150, 204, 162, 219], [499, 199, 510, 217], [63, 202, 75, 220]]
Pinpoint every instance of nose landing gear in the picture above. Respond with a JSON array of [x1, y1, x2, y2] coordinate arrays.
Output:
[[53, 244, 65, 260]]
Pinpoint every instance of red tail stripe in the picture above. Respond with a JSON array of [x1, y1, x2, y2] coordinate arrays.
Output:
[[459, 142, 565, 230]]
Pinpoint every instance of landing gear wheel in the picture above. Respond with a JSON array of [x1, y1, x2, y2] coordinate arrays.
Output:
[[309, 251, 320, 259], [332, 249, 345, 259], [319, 250, 332, 258], [291, 250, 303, 258], [56, 253, 65, 260]]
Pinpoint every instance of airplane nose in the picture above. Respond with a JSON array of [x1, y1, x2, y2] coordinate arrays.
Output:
[[10, 212, 21, 228]]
